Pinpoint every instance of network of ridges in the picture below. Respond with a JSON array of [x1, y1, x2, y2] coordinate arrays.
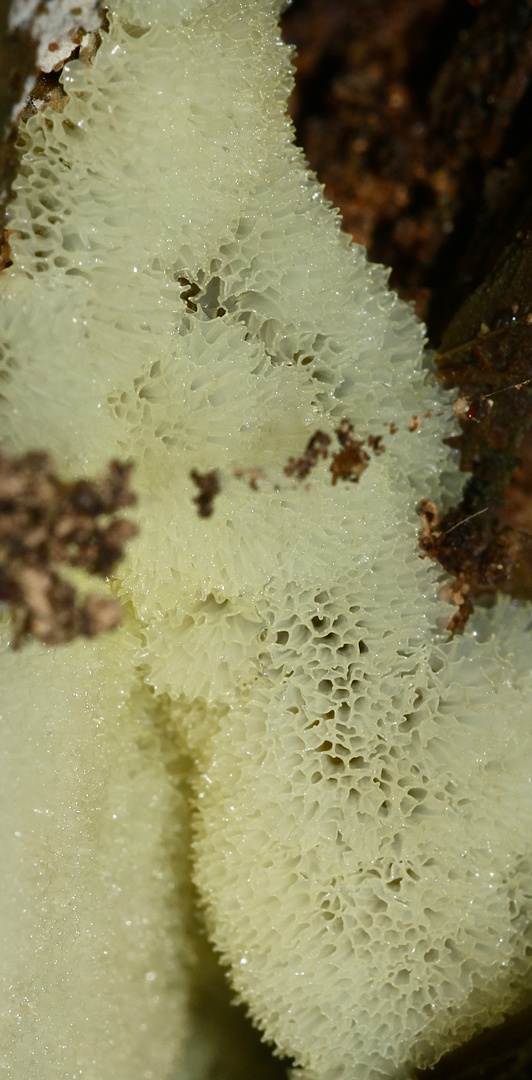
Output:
[[191, 572, 532, 1080]]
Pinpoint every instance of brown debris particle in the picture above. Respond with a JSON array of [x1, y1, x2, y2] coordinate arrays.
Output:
[[284, 430, 332, 480], [367, 433, 385, 455], [284, 420, 382, 487], [232, 465, 265, 491], [190, 468, 220, 517], [0, 228, 14, 272], [330, 420, 370, 485], [418, 499, 441, 555], [418, 496, 523, 631], [202, 420, 385, 508], [452, 392, 494, 425], [0, 453, 137, 648], [440, 577, 474, 634]]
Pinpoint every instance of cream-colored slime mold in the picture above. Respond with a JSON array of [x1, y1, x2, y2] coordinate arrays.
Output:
[[1, 1, 532, 1078]]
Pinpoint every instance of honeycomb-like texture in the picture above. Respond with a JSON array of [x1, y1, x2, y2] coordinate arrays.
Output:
[[193, 587, 532, 1080], [0, 1, 531, 1079]]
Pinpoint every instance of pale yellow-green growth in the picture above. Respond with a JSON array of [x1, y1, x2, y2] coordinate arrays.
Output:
[[1, 2, 532, 1079], [0, 620, 189, 1078]]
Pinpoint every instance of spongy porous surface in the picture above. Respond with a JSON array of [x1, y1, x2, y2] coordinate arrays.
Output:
[[1, 1, 532, 1078], [194, 593, 532, 1080]]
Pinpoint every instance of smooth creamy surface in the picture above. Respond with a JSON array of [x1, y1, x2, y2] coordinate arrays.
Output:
[[1, 2, 532, 1078], [0, 622, 189, 1079]]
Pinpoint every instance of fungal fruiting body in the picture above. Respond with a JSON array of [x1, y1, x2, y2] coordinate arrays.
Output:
[[1, 1, 532, 1078]]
